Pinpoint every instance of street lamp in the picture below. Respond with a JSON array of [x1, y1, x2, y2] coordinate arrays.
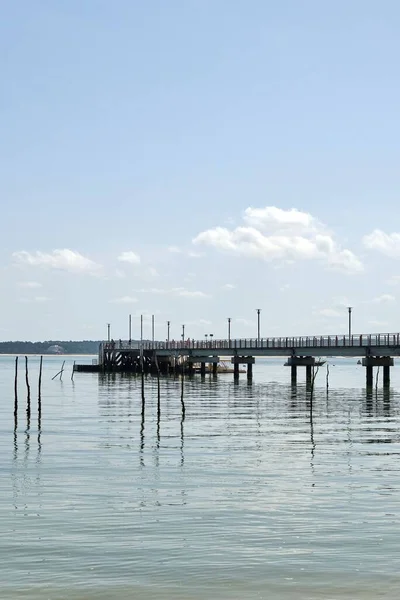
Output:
[[256, 309, 261, 342], [152, 314, 155, 343], [348, 307, 353, 339], [227, 317, 231, 344], [182, 324, 185, 342], [107, 323, 111, 342], [128, 314, 132, 345], [167, 320, 170, 343], [210, 333, 213, 347]]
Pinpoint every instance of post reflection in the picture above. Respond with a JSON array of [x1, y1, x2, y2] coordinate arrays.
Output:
[[140, 398, 145, 467], [12, 406, 42, 510]]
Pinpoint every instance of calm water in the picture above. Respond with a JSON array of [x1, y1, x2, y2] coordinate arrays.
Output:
[[1, 354, 400, 599]]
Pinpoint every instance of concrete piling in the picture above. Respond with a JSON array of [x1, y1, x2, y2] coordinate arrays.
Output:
[[291, 364, 297, 385], [362, 357, 393, 388], [383, 364, 390, 387]]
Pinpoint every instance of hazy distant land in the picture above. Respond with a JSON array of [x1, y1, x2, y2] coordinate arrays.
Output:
[[0, 341, 102, 355]]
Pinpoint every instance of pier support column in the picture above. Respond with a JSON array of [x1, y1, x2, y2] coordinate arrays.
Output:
[[366, 366, 373, 388], [212, 362, 218, 377], [306, 364, 312, 386], [247, 362, 253, 381], [383, 365, 390, 387], [200, 362, 206, 377], [234, 362, 239, 380], [188, 361, 194, 377], [231, 356, 255, 381], [291, 365, 297, 385], [362, 357, 393, 388]]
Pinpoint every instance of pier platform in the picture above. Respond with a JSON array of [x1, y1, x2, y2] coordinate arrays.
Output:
[[73, 332, 400, 386]]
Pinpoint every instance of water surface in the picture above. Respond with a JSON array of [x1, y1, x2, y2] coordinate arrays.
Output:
[[1, 355, 400, 599]]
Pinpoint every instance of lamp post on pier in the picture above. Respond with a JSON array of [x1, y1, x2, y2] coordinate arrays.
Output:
[[348, 307, 353, 340], [152, 314, 155, 343], [167, 320, 170, 343], [210, 333, 213, 347], [182, 324, 185, 343], [227, 318, 231, 344], [107, 323, 110, 342], [256, 309, 261, 343], [128, 314, 131, 345]]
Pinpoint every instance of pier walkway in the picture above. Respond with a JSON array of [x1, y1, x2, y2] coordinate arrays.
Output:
[[74, 332, 400, 387], [108, 333, 400, 358]]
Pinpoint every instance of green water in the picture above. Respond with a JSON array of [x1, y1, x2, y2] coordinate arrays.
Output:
[[1, 355, 400, 599]]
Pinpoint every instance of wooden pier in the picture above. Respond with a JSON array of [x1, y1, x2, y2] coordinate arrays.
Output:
[[73, 333, 400, 387]]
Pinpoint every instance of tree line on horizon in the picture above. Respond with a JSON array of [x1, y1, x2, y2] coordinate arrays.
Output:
[[0, 340, 102, 354]]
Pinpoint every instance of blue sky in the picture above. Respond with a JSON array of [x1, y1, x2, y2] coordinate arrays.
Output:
[[1, 1, 400, 341]]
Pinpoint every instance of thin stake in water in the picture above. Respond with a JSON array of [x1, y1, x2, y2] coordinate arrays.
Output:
[[25, 356, 31, 422]]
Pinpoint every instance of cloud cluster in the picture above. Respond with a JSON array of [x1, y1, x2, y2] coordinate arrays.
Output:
[[13, 249, 101, 275], [363, 230, 400, 258], [18, 281, 42, 289], [117, 251, 141, 265], [193, 206, 363, 273]]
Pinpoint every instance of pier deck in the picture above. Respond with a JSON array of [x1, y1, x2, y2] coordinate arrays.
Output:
[[72, 332, 400, 387]]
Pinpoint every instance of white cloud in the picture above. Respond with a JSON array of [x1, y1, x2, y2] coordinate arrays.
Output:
[[176, 289, 209, 298], [243, 206, 317, 233], [109, 296, 138, 304], [18, 281, 42, 288], [193, 206, 363, 273], [363, 230, 400, 258], [18, 296, 50, 303], [371, 294, 395, 304], [137, 287, 167, 294], [137, 287, 210, 298], [13, 249, 101, 275], [387, 275, 400, 285], [222, 283, 236, 290], [117, 251, 141, 265], [188, 251, 204, 258], [167, 246, 181, 253], [148, 267, 159, 277]]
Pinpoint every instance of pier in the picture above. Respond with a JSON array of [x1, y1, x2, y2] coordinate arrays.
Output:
[[73, 332, 400, 387]]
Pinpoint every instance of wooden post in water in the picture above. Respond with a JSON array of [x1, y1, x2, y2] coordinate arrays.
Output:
[[52, 361, 66, 381], [71, 361, 75, 381], [38, 356, 43, 427], [25, 356, 31, 422], [180, 364, 186, 420], [140, 352, 145, 404], [14, 357, 18, 429], [154, 352, 161, 417]]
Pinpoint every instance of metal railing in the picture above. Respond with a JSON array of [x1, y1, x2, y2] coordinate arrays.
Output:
[[100, 333, 400, 353]]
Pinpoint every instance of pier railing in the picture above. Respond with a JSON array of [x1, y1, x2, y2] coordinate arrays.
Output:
[[101, 333, 400, 352]]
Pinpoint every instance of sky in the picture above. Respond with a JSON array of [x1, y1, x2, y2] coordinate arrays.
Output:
[[1, 0, 400, 342]]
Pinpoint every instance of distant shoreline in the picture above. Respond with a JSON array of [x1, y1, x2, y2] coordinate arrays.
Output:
[[0, 353, 96, 357]]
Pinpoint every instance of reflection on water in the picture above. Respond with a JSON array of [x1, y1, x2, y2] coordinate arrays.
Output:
[[2, 356, 400, 599]]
